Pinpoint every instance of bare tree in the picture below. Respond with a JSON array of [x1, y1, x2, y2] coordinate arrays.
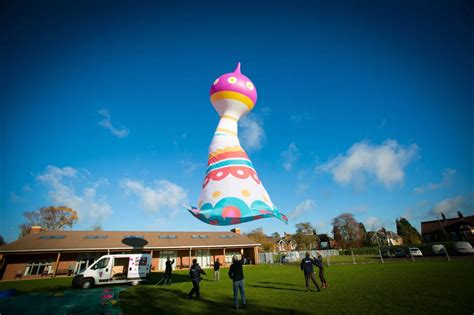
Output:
[[332, 213, 363, 249], [294, 222, 319, 250], [19, 206, 78, 238], [246, 228, 275, 251]]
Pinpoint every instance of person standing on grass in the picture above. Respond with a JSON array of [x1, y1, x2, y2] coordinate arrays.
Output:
[[314, 253, 328, 288], [163, 256, 175, 285], [300, 252, 321, 292], [229, 255, 246, 309], [213, 258, 221, 281], [188, 259, 206, 299]]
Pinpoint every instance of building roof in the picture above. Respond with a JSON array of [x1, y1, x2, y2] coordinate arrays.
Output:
[[0, 230, 260, 253], [421, 215, 474, 234]]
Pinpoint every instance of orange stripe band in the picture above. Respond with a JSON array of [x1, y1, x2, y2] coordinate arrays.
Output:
[[210, 91, 255, 110]]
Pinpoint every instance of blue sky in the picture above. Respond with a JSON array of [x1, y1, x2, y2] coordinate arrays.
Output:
[[1, 0, 473, 242]]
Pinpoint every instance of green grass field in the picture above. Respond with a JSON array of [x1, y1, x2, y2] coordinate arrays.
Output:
[[1, 261, 473, 314]]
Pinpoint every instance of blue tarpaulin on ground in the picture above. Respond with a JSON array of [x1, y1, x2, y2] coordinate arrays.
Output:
[[0, 286, 125, 315]]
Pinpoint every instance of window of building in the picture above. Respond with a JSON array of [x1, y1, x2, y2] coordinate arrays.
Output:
[[24, 261, 54, 276], [124, 235, 144, 239], [219, 235, 235, 238], [84, 235, 108, 239], [38, 235, 66, 239], [159, 235, 177, 239], [191, 235, 209, 239]]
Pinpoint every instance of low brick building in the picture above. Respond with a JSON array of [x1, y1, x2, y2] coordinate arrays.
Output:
[[0, 228, 260, 281]]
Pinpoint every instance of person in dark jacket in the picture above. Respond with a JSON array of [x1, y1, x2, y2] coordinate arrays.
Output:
[[163, 257, 175, 285], [300, 252, 321, 292], [188, 259, 206, 299], [315, 253, 328, 288], [213, 258, 221, 281], [228, 255, 246, 309]]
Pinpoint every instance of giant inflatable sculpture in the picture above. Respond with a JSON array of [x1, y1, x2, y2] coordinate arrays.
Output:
[[188, 63, 288, 226]]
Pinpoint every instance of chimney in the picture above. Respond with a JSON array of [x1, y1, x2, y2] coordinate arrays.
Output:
[[457, 211, 464, 219], [30, 226, 42, 234], [231, 228, 241, 234], [441, 213, 446, 221]]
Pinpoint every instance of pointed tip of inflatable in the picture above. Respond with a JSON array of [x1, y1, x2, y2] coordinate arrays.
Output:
[[234, 62, 241, 74]]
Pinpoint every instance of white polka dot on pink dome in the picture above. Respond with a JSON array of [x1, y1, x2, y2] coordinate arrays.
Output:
[[237, 170, 244, 175], [216, 171, 223, 177], [213, 78, 219, 85], [228, 77, 237, 84]]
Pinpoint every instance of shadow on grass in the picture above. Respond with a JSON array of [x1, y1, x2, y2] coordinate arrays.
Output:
[[119, 286, 304, 314], [256, 281, 299, 287], [144, 272, 191, 285], [248, 284, 308, 292]]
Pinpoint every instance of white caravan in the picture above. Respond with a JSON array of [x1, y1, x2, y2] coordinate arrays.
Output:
[[72, 253, 151, 289]]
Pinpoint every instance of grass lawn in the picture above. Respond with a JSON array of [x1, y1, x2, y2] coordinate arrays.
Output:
[[120, 260, 474, 314], [1, 261, 473, 314]]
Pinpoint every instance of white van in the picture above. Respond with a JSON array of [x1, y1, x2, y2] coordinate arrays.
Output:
[[72, 253, 151, 289]]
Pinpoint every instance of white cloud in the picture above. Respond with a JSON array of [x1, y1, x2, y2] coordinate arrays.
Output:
[[414, 169, 456, 193], [431, 194, 474, 218], [36, 165, 112, 224], [97, 108, 129, 138], [121, 178, 188, 213], [240, 114, 265, 151], [317, 139, 419, 187], [289, 199, 316, 219]]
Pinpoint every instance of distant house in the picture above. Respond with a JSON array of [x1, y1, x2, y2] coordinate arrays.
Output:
[[0, 228, 260, 281], [421, 212, 473, 242], [371, 229, 403, 246], [266, 233, 297, 252]]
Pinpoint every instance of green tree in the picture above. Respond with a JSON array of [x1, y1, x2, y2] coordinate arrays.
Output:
[[332, 213, 363, 249], [19, 206, 78, 238], [396, 217, 423, 244], [294, 222, 319, 250], [0, 235, 5, 246]]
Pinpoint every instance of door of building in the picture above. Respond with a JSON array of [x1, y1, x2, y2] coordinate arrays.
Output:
[[195, 249, 211, 268], [159, 251, 177, 271]]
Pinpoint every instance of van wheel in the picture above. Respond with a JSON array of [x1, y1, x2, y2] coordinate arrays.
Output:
[[131, 280, 139, 286], [81, 278, 94, 289]]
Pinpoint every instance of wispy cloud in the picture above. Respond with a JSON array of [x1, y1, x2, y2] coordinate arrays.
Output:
[[240, 114, 265, 151], [97, 108, 129, 138], [317, 139, 419, 188], [289, 199, 316, 219], [281, 142, 300, 171], [364, 216, 382, 230], [179, 160, 203, 175], [121, 178, 188, 214], [414, 169, 456, 193], [290, 112, 311, 123], [36, 165, 112, 223], [378, 119, 386, 128], [431, 194, 474, 218]]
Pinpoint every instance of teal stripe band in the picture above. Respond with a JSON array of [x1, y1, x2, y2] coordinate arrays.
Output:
[[206, 159, 254, 173]]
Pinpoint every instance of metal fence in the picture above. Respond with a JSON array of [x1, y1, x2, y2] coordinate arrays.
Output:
[[259, 243, 457, 266]]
